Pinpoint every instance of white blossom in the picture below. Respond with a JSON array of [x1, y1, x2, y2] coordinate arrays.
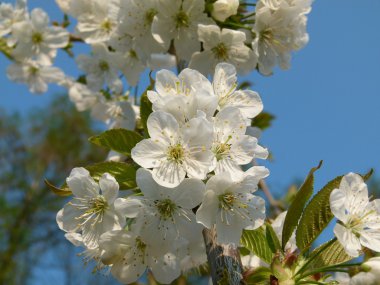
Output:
[[115, 168, 205, 250], [9, 8, 69, 65], [152, 0, 214, 61], [68, 82, 101, 112], [189, 25, 257, 75], [131, 111, 214, 187], [212, 106, 268, 177], [7, 60, 64, 94], [330, 172, 380, 257], [90, 99, 137, 130], [56, 168, 124, 249], [213, 63, 263, 123], [76, 43, 123, 92], [211, 0, 239, 22], [252, 0, 312, 75], [196, 167, 268, 244], [118, 0, 166, 58], [0, 0, 27, 37], [74, 0, 120, 44], [99, 230, 182, 284], [147, 68, 218, 124]]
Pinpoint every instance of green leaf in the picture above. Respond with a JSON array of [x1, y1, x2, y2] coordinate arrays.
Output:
[[266, 223, 281, 254], [296, 169, 374, 251], [282, 161, 323, 250], [241, 228, 274, 264], [245, 267, 272, 285], [89, 129, 143, 156], [85, 161, 137, 190], [251, 112, 275, 131], [44, 179, 72, 196], [140, 87, 153, 136], [308, 239, 354, 268]]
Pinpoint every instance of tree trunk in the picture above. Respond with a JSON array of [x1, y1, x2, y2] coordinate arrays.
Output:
[[203, 227, 246, 285]]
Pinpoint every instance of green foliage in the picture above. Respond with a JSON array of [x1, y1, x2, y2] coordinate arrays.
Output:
[[140, 90, 153, 136], [44, 179, 72, 196], [241, 227, 275, 264], [308, 239, 353, 269], [251, 112, 275, 131], [296, 169, 374, 252], [266, 224, 281, 254], [0, 38, 13, 60], [85, 161, 137, 190], [245, 267, 272, 285], [89, 128, 143, 156], [282, 161, 323, 250]]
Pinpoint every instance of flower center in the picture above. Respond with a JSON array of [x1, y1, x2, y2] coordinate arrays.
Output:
[[29, 66, 39, 76], [32, 32, 43, 44], [213, 142, 231, 161], [211, 43, 229, 61], [129, 49, 138, 59], [101, 19, 113, 33], [167, 144, 185, 163], [135, 237, 147, 252], [219, 192, 236, 211], [88, 195, 108, 215], [98, 60, 110, 71], [155, 199, 177, 220], [260, 29, 273, 42], [145, 8, 157, 25], [174, 10, 190, 28]]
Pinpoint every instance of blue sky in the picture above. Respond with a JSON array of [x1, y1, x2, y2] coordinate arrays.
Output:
[[1, 0, 380, 283]]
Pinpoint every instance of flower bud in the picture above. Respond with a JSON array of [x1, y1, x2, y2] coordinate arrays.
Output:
[[211, 0, 239, 22]]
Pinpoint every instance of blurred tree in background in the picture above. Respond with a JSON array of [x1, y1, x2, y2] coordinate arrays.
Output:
[[0, 95, 108, 285]]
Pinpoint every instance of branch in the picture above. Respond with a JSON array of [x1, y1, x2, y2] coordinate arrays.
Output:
[[203, 227, 246, 285]]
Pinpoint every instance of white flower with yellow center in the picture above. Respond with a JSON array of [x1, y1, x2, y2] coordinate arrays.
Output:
[[74, 0, 120, 44], [132, 111, 214, 187], [115, 168, 205, 250], [9, 8, 69, 65], [189, 25, 257, 75], [212, 106, 268, 177], [0, 0, 27, 37], [213, 63, 263, 124], [151, 0, 214, 61], [252, 0, 311, 75], [99, 230, 182, 284], [56, 167, 124, 249], [147, 68, 218, 124], [196, 167, 269, 244], [118, 0, 165, 58], [7, 60, 65, 94], [330, 172, 380, 257], [76, 43, 123, 92]]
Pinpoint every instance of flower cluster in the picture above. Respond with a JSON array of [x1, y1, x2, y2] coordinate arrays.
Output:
[[56, 63, 269, 283], [1, 0, 312, 127]]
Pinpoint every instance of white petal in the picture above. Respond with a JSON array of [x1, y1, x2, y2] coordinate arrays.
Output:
[[196, 190, 219, 228], [360, 229, 380, 253], [131, 139, 167, 168], [66, 167, 99, 198], [213, 62, 237, 99], [56, 203, 81, 232], [334, 223, 361, 257], [216, 213, 243, 244], [171, 178, 205, 209], [152, 160, 186, 188], [114, 198, 144, 219], [136, 168, 161, 199], [99, 173, 119, 203], [223, 90, 263, 120], [149, 252, 181, 284], [147, 111, 179, 143], [330, 189, 348, 223]]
